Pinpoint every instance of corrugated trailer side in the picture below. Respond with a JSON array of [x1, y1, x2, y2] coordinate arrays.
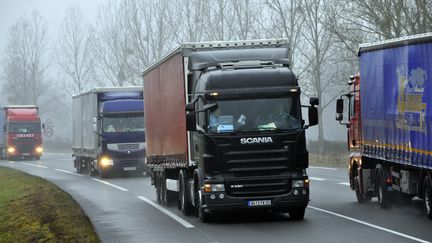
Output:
[[144, 52, 188, 168], [359, 40, 432, 170], [72, 96, 82, 151], [72, 92, 98, 157]]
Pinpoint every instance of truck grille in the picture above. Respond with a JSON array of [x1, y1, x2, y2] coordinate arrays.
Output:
[[18, 145, 35, 153], [15, 138, 36, 145], [226, 177, 291, 197], [118, 143, 139, 151], [222, 145, 292, 197]]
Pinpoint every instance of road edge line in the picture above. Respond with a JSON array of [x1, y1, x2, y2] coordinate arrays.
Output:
[[138, 196, 195, 229], [55, 168, 83, 176], [91, 178, 128, 192], [22, 162, 48, 169], [308, 206, 430, 243]]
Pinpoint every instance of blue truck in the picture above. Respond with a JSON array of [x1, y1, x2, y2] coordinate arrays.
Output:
[[336, 33, 432, 219], [72, 87, 146, 178]]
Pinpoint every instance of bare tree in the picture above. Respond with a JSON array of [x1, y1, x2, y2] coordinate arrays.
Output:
[[57, 7, 95, 96], [1, 11, 50, 105], [94, 0, 137, 86], [298, 0, 347, 142], [265, 0, 304, 68]]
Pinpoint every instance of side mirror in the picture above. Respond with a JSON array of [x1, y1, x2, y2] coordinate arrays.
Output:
[[336, 99, 344, 114], [186, 113, 196, 131], [308, 106, 318, 127], [42, 123, 46, 129], [336, 113, 343, 121], [185, 103, 195, 112], [310, 97, 319, 106]]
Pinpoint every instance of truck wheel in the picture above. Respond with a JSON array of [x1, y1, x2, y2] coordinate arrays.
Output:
[[377, 173, 390, 209], [424, 177, 432, 220], [155, 172, 162, 203], [196, 188, 212, 223], [87, 160, 96, 176], [355, 176, 371, 203], [178, 170, 194, 215], [289, 207, 306, 221], [98, 168, 109, 178]]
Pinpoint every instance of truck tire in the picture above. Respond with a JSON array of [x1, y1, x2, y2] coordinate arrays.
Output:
[[289, 207, 306, 221], [424, 176, 432, 220], [98, 168, 109, 178], [159, 171, 176, 206], [178, 170, 194, 215], [87, 160, 96, 176], [195, 186, 212, 223], [376, 172, 390, 209], [155, 172, 163, 203], [355, 176, 371, 203]]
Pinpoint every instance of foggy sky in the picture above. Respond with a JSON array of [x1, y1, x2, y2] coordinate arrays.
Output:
[[0, 0, 105, 55]]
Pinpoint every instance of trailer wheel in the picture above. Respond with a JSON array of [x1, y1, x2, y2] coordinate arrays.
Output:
[[178, 170, 194, 215], [376, 172, 390, 209], [355, 176, 371, 203], [289, 207, 306, 221], [424, 176, 432, 220], [155, 172, 162, 203], [87, 160, 96, 176]]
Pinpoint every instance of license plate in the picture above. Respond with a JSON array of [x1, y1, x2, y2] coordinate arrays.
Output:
[[248, 200, 272, 207], [22, 153, 30, 156], [123, 167, 136, 171]]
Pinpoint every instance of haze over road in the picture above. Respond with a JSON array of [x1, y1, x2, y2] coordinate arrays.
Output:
[[1, 152, 430, 243]]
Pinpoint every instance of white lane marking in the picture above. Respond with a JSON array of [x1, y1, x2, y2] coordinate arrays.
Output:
[[309, 177, 326, 181], [309, 166, 338, 171], [22, 162, 48, 169], [138, 196, 195, 229], [55, 169, 83, 177], [308, 206, 430, 243], [91, 178, 128, 192], [338, 182, 350, 186], [8, 161, 14, 163]]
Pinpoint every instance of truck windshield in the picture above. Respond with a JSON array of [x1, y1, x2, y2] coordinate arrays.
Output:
[[207, 97, 301, 133], [102, 113, 144, 133], [8, 122, 41, 133]]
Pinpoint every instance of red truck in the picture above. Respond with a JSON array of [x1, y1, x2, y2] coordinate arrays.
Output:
[[336, 33, 432, 219], [0, 105, 44, 160]]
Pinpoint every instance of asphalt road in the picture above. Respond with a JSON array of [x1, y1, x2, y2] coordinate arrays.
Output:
[[1, 152, 431, 243]]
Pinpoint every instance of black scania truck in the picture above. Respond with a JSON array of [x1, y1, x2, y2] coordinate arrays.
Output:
[[143, 39, 318, 222]]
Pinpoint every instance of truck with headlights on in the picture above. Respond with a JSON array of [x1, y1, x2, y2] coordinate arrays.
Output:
[[143, 39, 318, 222], [72, 87, 146, 178], [0, 105, 44, 160]]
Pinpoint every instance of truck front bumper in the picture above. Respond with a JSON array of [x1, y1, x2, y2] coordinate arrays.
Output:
[[203, 188, 309, 213], [102, 158, 146, 173]]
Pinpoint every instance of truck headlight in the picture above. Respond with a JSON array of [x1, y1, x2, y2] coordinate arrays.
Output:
[[292, 179, 309, 188], [100, 157, 114, 167], [35, 147, 43, 153], [7, 147, 16, 154], [203, 183, 225, 193]]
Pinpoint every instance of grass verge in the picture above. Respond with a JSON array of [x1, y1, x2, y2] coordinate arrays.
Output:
[[0, 167, 99, 242]]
